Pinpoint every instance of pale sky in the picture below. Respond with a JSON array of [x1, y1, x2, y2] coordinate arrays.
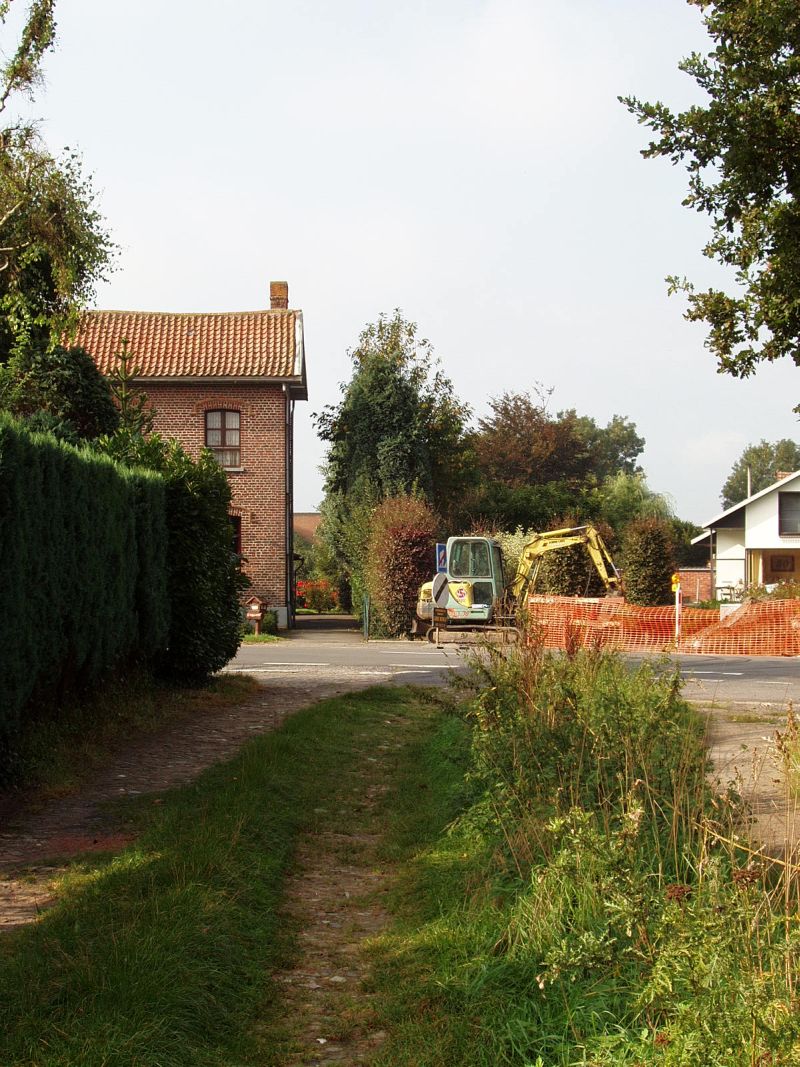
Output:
[[22, 0, 800, 522]]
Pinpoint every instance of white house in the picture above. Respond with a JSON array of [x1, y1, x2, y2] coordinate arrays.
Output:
[[693, 471, 800, 596]]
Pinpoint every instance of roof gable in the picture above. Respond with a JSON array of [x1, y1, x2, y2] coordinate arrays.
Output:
[[73, 309, 307, 397], [699, 469, 800, 530]]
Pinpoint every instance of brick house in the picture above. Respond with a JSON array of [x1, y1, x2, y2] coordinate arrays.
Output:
[[76, 281, 307, 628]]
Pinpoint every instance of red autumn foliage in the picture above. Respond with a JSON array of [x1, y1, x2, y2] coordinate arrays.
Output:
[[365, 495, 439, 636]]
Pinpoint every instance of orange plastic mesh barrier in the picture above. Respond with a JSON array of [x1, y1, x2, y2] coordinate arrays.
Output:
[[526, 596, 800, 657]]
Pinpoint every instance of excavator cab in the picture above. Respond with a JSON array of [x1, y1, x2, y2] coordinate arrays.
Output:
[[413, 537, 505, 634], [412, 525, 621, 639]]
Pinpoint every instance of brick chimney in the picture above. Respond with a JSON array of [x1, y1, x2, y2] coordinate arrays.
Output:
[[775, 471, 794, 481], [270, 280, 289, 309]]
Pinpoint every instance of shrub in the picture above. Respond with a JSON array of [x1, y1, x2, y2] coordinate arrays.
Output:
[[100, 431, 246, 682], [303, 579, 337, 613], [495, 526, 536, 589], [537, 517, 614, 597], [622, 516, 675, 606], [365, 495, 438, 636], [240, 609, 277, 636], [0, 416, 169, 777], [0, 344, 119, 440]]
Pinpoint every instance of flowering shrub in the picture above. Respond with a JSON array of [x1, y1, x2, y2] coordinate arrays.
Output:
[[296, 578, 338, 613]]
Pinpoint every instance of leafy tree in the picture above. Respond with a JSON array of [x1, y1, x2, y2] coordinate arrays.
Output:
[[101, 429, 246, 680], [721, 438, 800, 506], [0, 343, 118, 439], [464, 480, 587, 534], [669, 517, 709, 567], [571, 413, 645, 481], [315, 311, 470, 608], [98, 359, 245, 680], [622, 1, 800, 403], [622, 518, 676, 607], [316, 311, 471, 509], [473, 390, 645, 490], [594, 471, 673, 535], [474, 389, 591, 488], [468, 390, 645, 533], [0, 2, 114, 360]]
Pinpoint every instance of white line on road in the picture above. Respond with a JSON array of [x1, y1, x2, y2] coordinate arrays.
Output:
[[390, 657, 456, 665], [242, 661, 330, 666], [226, 667, 304, 674], [684, 670, 744, 676], [393, 669, 443, 675], [359, 670, 392, 676]]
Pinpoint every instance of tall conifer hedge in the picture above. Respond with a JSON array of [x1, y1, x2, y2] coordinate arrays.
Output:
[[0, 416, 169, 773]]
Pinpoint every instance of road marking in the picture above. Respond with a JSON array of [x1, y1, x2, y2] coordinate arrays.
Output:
[[226, 667, 304, 674], [389, 662, 454, 669], [684, 670, 744, 676], [246, 661, 329, 666], [359, 670, 392, 676], [393, 669, 442, 675]]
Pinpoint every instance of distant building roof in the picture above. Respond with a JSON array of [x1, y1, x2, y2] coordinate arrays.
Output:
[[294, 512, 322, 542], [74, 307, 307, 399]]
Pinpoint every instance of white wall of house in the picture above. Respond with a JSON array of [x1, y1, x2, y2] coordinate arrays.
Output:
[[745, 491, 797, 548], [703, 473, 800, 592], [715, 528, 746, 588]]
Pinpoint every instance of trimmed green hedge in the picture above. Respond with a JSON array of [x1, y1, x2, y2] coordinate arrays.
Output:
[[0, 415, 169, 773]]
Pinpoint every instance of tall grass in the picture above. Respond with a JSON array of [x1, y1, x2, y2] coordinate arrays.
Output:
[[371, 640, 800, 1065]]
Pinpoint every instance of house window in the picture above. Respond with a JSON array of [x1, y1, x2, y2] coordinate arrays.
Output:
[[779, 492, 800, 535], [205, 410, 240, 468]]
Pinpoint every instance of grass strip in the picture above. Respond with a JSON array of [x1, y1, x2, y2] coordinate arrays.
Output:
[[0, 685, 433, 1067]]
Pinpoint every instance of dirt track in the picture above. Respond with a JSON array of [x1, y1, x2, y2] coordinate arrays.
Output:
[[0, 671, 377, 932]]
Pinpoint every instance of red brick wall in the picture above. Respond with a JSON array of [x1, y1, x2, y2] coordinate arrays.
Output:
[[143, 383, 289, 612], [677, 568, 713, 603]]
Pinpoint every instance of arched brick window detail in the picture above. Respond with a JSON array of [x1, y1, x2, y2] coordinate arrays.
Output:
[[205, 409, 240, 468], [229, 514, 243, 556]]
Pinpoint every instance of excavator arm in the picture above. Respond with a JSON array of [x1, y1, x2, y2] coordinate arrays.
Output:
[[510, 525, 622, 604]]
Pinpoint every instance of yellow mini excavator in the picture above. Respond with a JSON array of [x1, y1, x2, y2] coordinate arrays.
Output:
[[412, 525, 621, 642]]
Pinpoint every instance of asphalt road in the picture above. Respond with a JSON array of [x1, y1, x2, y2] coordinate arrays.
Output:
[[228, 616, 799, 707]]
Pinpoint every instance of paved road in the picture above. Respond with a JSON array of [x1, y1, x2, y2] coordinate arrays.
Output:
[[228, 616, 799, 707]]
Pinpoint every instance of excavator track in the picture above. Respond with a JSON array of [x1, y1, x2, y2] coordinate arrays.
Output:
[[427, 623, 521, 646]]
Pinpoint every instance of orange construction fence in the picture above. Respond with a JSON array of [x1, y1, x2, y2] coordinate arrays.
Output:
[[526, 596, 800, 657]]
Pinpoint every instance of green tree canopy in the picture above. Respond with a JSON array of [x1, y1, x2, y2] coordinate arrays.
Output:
[[622, 0, 800, 404], [0, 343, 118, 439], [315, 311, 471, 511], [595, 471, 673, 534], [473, 390, 645, 489], [0, 1, 114, 360], [315, 311, 466, 609], [721, 438, 800, 507]]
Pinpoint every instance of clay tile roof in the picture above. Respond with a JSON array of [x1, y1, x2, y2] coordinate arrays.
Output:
[[73, 309, 305, 392]]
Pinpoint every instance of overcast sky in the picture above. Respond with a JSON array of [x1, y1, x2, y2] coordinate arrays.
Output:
[[24, 0, 800, 522]]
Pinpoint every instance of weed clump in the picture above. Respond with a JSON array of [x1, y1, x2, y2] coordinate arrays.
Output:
[[374, 640, 800, 1066]]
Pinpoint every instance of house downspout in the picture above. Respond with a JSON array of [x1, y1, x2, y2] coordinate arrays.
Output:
[[283, 384, 295, 627]]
